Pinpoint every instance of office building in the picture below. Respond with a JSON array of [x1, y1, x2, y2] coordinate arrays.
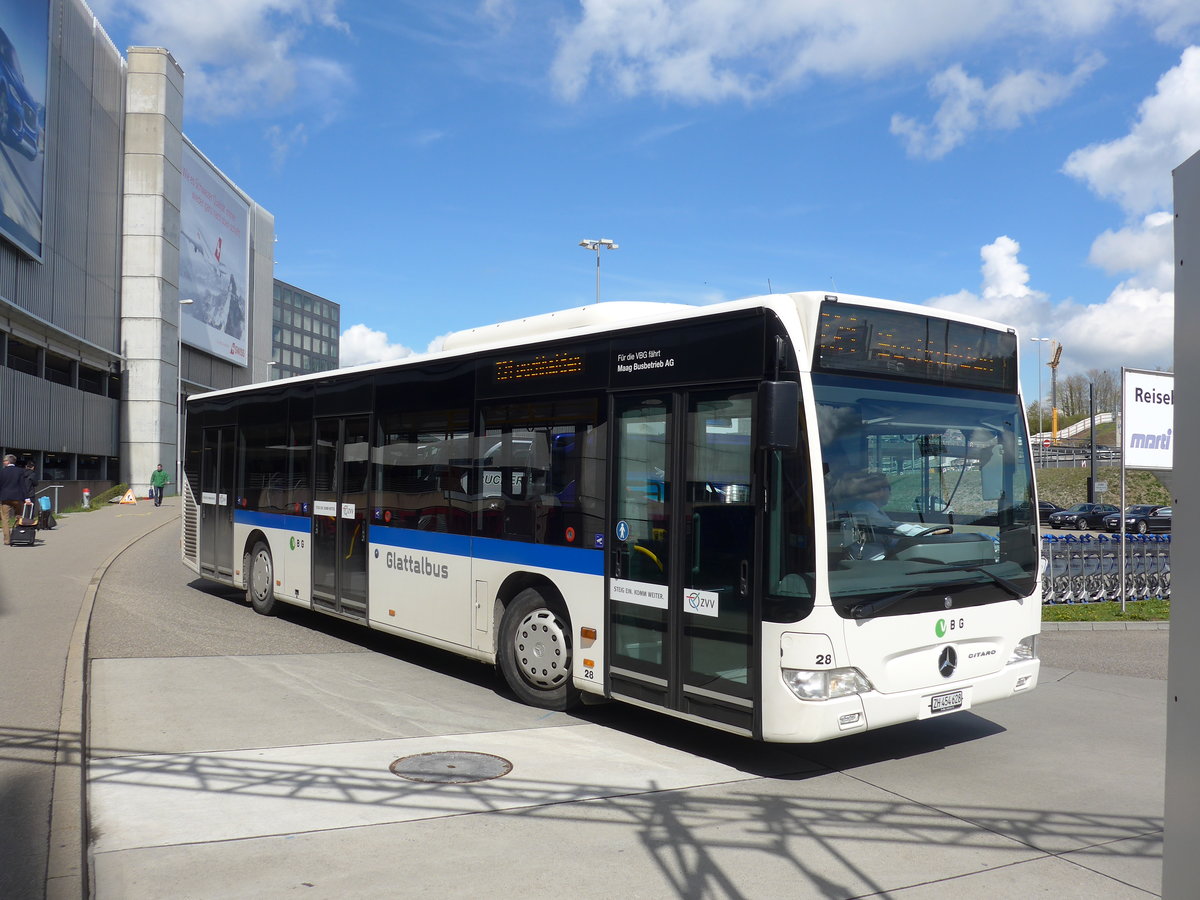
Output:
[[0, 1, 275, 499], [271, 280, 339, 379]]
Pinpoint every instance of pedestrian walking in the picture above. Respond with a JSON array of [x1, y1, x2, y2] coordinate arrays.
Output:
[[150, 463, 169, 507], [23, 459, 38, 496], [1, 454, 31, 546]]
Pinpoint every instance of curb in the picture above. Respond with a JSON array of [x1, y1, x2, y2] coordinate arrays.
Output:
[[46, 513, 180, 900], [1040, 620, 1169, 631]]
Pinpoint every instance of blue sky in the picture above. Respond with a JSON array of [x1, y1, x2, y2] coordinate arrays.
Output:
[[91, 1, 1199, 406]]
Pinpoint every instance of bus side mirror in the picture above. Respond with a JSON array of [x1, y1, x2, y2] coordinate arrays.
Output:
[[759, 380, 800, 451]]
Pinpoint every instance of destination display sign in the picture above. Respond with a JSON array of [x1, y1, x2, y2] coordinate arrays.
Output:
[[815, 301, 1017, 391]]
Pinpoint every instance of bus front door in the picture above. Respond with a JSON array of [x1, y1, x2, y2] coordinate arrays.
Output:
[[609, 389, 757, 736], [312, 416, 370, 620], [199, 426, 235, 578]]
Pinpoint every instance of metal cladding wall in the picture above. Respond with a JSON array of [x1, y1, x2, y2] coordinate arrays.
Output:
[[1165, 147, 1200, 898], [0, 0, 124, 455]]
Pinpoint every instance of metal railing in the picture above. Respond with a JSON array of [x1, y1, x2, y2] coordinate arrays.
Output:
[[1040, 533, 1170, 604], [34, 484, 65, 514]]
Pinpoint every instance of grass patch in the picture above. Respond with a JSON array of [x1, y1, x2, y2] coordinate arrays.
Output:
[[59, 483, 129, 514], [1042, 598, 1169, 622], [1036, 467, 1169, 508]]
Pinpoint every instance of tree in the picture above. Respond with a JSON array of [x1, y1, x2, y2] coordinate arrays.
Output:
[[1086, 369, 1119, 413]]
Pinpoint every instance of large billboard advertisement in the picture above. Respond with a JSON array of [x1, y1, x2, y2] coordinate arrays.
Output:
[[0, 0, 49, 259], [179, 143, 250, 367], [1122, 369, 1173, 470]]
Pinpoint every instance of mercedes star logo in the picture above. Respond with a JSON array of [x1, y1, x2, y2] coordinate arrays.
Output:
[[938, 646, 958, 678]]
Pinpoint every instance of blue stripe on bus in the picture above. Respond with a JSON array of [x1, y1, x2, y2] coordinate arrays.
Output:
[[233, 510, 311, 533], [370, 527, 472, 556], [369, 527, 602, 576]]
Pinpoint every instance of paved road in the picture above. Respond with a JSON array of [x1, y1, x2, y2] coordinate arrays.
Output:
[[83, 521, 1169, 898]]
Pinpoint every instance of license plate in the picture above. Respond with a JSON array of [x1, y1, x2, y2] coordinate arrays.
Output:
[[929, 690, 964, 714]]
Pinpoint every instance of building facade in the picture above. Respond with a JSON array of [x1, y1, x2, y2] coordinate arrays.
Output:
[[0, 0, 275, 501], [271, 279, 339, 379]]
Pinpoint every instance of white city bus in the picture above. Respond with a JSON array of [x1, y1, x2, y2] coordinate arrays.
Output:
[[182, 292, 1041, 742]]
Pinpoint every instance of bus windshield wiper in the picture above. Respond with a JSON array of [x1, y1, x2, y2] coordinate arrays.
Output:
[[847, 587, 923, 619], [849, 566, 1027, 619], [911, 564, 1026, 599]]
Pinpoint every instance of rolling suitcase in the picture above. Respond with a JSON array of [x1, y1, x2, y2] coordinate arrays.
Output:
[[37, 495, 54, 530], [10, 500, 37, 546]]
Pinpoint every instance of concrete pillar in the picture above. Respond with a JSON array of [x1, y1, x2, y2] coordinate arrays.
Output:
[[250, 204, 277, 383], [120, 47, 184, 496]]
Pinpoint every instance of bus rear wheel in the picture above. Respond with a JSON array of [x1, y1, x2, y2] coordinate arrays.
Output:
[[498, 588, 581, 711], [245, 541, 277, 615]]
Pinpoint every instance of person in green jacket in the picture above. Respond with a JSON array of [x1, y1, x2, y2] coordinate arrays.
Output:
[[150, 463, 170, 507]]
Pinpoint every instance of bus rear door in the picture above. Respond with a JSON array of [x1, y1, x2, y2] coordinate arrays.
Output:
[[608, 388, 758, 736], [199, 425, 235, 578]]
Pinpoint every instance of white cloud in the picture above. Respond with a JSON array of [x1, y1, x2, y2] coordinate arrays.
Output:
[[98, 0, 352, 121], [265, 123, 308, 169], [549, 1, 1192, 104], [1063, 45, 1200, 216], [927, 235, 1049, 325], [339, 324, 414, 367], [1052, 284, 1172, 366], [1087, 212, 1174, 290], [927, 234, 1172, 375], [892, 55, 1103, 159]]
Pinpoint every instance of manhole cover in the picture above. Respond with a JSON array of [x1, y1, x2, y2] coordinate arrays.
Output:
[[389, 751, 513, 784]]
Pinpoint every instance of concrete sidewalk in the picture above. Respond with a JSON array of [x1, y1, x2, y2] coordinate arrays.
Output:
[[0, 494, 177, 900], [77, 520, 1168, 899]]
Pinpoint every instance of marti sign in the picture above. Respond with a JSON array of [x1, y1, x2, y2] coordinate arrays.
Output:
[[1122, 369, 1174, 470]]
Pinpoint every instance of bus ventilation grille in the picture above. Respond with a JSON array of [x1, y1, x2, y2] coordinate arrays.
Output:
[[183, 482, 199, 562]]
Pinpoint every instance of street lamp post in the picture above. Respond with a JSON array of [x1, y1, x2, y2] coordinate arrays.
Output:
[[578, 238, 618, 303], [177, 299, 193, 498], [1030, 337, 1052, 465]]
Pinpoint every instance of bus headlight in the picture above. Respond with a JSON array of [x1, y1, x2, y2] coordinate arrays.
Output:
[[782, 667, 873, 701], [1008, 635, 1037, 664]]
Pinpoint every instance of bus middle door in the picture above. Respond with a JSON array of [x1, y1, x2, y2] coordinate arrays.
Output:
[[608, 388, 758, 736], [312, 416, 370, 620]]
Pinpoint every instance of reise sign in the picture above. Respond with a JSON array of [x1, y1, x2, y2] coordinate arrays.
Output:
[[1122, 369, 1174, 470]]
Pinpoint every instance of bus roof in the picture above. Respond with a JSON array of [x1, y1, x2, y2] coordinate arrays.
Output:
[[191, 291, 1016, 401]]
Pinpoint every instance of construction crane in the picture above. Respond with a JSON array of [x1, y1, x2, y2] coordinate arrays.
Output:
[[1049, 342, 1063, 441]]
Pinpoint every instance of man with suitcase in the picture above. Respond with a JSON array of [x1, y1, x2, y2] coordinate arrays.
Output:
[[1, 454, 31, 546]]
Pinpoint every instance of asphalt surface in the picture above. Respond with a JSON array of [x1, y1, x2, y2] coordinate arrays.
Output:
[[0, 500, 1172, 898], [81, 510, 1169, 898]]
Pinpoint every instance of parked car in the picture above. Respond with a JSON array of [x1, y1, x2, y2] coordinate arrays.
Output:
[[1103, 505, 1171, 534], [1036, 500, 1063, 525], [1148, 507, 1172, 532], [1015, 500, 1063, 526], [1046, 502, 1119, 530], [1099, 508, 1156, 535]]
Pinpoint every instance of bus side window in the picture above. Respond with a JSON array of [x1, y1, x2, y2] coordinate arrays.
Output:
[[480, 398, 603, 547]]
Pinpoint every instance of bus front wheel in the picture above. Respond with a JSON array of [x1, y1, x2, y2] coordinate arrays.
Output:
[[498, 588, 581, 711], [245, 541, 277, 615]]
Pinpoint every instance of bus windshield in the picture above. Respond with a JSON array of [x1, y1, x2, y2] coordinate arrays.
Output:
[[813, 373, 1037, 616]]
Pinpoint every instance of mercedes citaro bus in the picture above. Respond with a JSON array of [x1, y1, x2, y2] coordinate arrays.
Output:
[[182, 292, 1040, 742]]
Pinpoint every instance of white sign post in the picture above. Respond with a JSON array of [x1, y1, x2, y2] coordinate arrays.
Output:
[[1119, 368, 1174, 610]]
